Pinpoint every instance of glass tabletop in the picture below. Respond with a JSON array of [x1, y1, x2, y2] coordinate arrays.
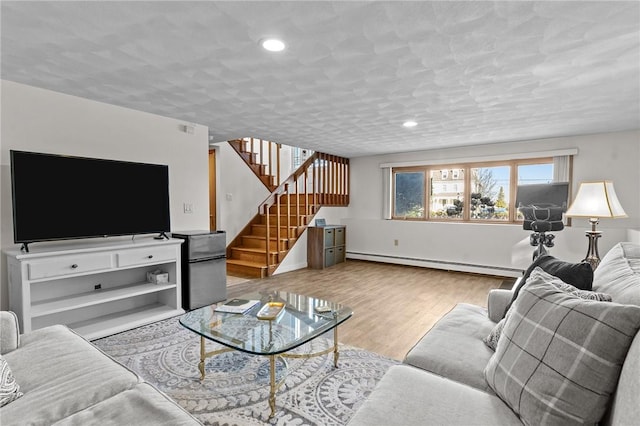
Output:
[[179, 290, 353, 356]]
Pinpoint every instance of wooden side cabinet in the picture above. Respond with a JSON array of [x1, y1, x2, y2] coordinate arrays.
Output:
[[307, 225, 346, 269]]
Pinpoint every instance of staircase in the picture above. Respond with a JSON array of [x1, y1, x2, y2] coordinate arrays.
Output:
[[226, 148, 350, 278], [228, 138, 280, 192]]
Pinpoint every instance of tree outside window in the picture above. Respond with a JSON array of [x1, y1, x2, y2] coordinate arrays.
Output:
[[470, 166, 509, 220], [394, 171, 425, 218]]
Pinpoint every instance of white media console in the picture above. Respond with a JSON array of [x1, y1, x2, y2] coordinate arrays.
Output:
[[5, 237, 185, 340]]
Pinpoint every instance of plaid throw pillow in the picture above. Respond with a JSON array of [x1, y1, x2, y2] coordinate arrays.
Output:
[[483, 268, 612, 351], [0, 355, 23, 407], [484, 268, 640, 425]]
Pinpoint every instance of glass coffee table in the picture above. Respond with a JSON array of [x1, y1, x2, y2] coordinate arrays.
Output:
[[179, 290, 353, 418]]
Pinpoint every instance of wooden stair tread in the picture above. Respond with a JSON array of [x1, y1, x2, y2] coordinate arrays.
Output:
[[226, 259, 268, 268], [231, 246, 280, 255], [242, 235, 292, 242]]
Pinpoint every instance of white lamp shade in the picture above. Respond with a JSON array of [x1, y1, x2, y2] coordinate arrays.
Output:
[[565, 181, 627, 218]]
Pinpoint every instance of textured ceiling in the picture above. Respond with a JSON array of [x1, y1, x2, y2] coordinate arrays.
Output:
[[2, 1, 639, 158]]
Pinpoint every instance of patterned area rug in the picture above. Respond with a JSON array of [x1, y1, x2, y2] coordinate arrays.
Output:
[[93, 316, 398, 425]]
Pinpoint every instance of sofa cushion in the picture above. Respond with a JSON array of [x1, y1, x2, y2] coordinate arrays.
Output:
[[348, 365, 522, 426], [404, 303, 496, 392], [483, 270, 612, 351], [53, 383, 199, 426], [504, 254, 593, 317], [1, 325, 140, 425], [0, 355, 22, 407], [0, 312, 20, 355], [484, 270, 640, 426], [593, 242, 640, 306]]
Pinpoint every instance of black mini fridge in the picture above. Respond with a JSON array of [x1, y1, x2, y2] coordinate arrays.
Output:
[[171, 230, 227, 310]]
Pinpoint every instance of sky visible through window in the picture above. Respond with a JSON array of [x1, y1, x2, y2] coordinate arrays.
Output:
[[492, 163, 553, 202]]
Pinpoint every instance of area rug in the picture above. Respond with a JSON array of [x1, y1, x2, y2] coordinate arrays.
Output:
[[93, 316, 399, 425]]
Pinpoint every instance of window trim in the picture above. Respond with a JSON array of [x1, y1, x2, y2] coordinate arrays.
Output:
[[391, 157, 561, 223]]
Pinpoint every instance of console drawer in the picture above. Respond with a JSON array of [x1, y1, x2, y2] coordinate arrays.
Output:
[[117, 246, 176, 267], [28, 253, 112, 280]]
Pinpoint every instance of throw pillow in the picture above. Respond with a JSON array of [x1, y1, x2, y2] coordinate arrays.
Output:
[[482, 267, 612, 351], [483, 268, 612, 351], [0, 355, 23, 407], [503, 254, 594, 318], [484, 269, 640, 426]]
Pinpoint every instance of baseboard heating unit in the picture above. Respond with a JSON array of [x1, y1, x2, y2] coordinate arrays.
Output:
[[346, 252, 522, 278]]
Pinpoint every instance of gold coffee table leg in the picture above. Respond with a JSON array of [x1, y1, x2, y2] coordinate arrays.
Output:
[[333, 326, 340, 368], [199, 336, 206, 380], [269, 355, 277, 418]]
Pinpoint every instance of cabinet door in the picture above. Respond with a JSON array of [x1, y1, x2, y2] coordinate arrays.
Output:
[[325, 248, 335, 267], [335, 227, 345, 246], [324, 228, 335, 248]]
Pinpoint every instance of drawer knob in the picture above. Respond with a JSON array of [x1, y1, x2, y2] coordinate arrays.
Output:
[[147, 255, 154, 259], [71, 264, 78, 269]]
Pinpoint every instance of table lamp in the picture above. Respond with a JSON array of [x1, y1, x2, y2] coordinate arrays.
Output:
[[565, 181, 627, 269]]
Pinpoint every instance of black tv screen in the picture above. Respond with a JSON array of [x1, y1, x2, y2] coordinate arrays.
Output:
[[11, 150, 171, 246]]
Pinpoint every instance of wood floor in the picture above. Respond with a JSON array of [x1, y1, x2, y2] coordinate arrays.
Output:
[[228, 260, 506, 360]]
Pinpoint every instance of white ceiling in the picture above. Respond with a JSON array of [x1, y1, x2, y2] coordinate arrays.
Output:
[[2, 1, 639, 158]]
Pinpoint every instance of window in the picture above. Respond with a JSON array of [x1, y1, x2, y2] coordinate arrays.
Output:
[[515, 163, 555, 220], [392, 158, 560, 223], [393, 170, 425, 218], [470, 166, 510, 221]]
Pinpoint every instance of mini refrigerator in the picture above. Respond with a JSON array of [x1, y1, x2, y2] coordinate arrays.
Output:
[[171, 230, 227, 310]]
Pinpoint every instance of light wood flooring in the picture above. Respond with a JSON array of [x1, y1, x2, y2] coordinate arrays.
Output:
[[228, 260, 507, 360]]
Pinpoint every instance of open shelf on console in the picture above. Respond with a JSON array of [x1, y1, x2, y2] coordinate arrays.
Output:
[[70, 303, 183, 340], [31, 282, 177, 318]]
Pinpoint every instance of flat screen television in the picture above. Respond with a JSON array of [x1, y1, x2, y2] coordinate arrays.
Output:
[[11, 150, 171, 250]]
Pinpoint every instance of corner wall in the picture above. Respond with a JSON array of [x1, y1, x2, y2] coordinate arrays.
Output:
[[1, 81, 211, 310]]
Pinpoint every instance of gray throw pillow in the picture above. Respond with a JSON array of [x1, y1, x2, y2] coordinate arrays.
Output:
[[0, 355, 23, 407], [484, 269, 640, 425], [503, 254, 593, 318], [483, 268, 612, 351]]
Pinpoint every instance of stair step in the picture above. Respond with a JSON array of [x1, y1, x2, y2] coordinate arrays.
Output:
[[251, 224, 300, 238], [260, 214, 312, 226], [231, 246, 280, 263], [226, 259, 268, 279], [241, 235, 290, 251]]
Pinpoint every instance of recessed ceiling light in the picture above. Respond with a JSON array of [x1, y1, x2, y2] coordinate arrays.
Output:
[[261, 38, 286, 52], [403, 121, 418, 128]]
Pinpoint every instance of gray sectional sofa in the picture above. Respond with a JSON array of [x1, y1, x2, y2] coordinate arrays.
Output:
[[349, 242, 640, 425], [0, 315, 201, 425]]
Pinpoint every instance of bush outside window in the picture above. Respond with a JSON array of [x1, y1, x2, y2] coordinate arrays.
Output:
[[392, 159, 556, 222]]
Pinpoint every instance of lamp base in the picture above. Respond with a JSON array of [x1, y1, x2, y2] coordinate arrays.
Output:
[[583, 230, 602, 270]]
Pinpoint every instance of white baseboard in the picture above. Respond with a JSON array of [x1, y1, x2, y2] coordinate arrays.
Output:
[[346, 252, 523, 278]]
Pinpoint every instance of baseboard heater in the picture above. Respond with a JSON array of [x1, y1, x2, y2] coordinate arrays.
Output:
[[346, 251, 523, 278]]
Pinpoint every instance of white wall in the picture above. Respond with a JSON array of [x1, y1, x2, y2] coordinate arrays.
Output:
[[1, 81, 210, 309], [345, 131, 640, 276], [213, 141, 270, 242]]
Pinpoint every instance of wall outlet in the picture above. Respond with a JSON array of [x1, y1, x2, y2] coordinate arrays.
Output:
[[94, 284, 102, 290], [394, 239, 399, 246], [183, 203, 193, 214]]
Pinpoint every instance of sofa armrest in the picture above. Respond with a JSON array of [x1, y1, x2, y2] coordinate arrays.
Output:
[[1, 311, 20, 355], [487, 289, 514, 323]]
